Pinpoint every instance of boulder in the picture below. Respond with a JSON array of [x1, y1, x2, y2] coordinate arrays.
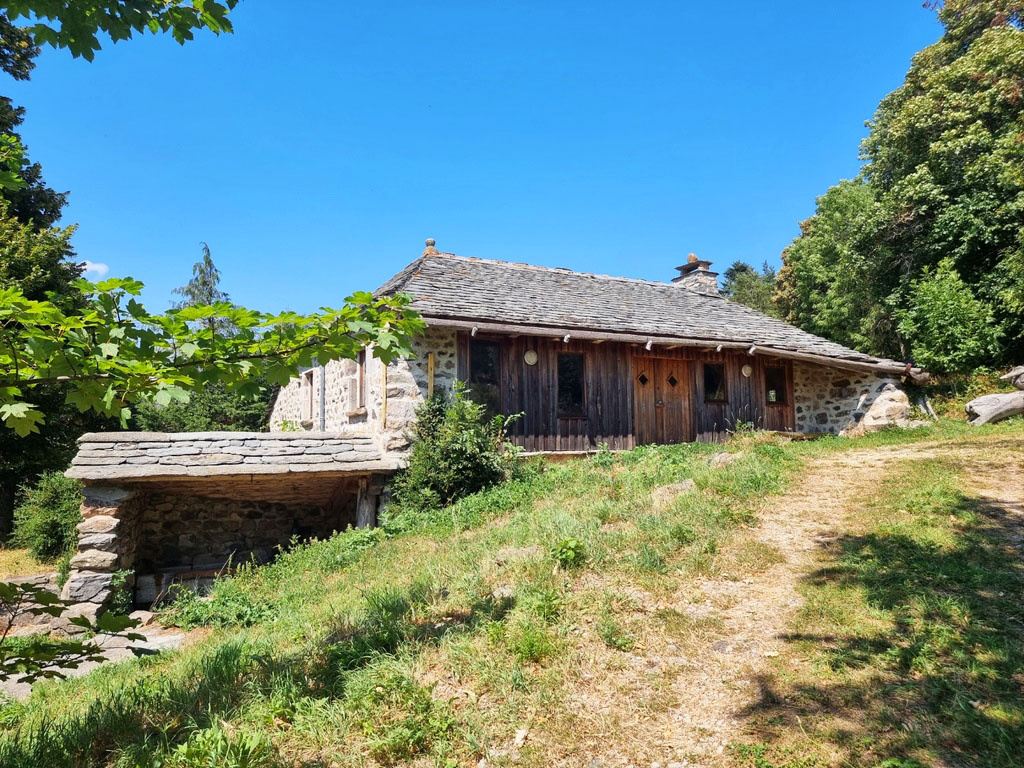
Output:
[[61, 570, 114, 603]]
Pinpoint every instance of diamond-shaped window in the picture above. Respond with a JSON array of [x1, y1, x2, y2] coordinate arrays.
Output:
[[637, 372, 649, 386], [667, 373, 678, 388]]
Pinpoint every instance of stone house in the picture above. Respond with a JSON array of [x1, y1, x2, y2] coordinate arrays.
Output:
[[64, 241, 923, 612], [271, 241, 923, 450]]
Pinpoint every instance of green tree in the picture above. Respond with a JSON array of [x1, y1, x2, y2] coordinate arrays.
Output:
[[894, 259, 1000, 372], [0, 204, 108, 535], [132, 378, 273, 432], [133, 247, 277, 431], [778, 1, 1024, 369], [0, 1, 239, 61], [0, 0, 244, 684], [173, 242, 235, 335], [721, 260, 781, 318], [776, 179, 889, 354]]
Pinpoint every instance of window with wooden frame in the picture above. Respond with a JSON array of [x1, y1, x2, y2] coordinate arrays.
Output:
[[764, 365, 788, 405], [468, 339, 502, 415], [357, 349, 366, 409], [703, 362, 727, 403], [557, 352, 586, 417], [302, 369, 315, 420]]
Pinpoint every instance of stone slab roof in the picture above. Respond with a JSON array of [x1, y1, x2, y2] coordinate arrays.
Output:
[[377, 253, 913, 373], [67, 432, 400, 482]]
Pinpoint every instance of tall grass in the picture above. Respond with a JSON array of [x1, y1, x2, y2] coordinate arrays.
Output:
[[3, 423, 1019, 767]]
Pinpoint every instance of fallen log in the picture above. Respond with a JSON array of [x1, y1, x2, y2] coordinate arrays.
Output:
[[965, 390, 1024, 425]]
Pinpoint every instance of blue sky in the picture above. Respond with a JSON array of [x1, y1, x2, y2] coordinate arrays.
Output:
[[8, 1, 942, 312]]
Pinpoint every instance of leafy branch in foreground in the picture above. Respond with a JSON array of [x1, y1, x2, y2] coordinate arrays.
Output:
[[0, 277, 425, 435], [0, 581, 145, 684], [0, 1, 240, 61]]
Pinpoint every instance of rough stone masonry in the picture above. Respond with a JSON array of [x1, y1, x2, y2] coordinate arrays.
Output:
[[63, 432, 402, 612]]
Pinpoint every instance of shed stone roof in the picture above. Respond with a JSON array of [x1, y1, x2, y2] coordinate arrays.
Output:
[[377, 253, 915, 375], [67, 432, 400, 482]]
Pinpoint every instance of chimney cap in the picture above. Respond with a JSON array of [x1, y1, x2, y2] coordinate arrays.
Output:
[[675, 256, 715, 275]]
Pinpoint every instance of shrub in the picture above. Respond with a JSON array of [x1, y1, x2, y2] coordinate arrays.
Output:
[[508, 621, 554, 663], [159, 579, 275, 630], [169, 723, 277, 768], [108, 570, 134, 616], [11, 472, 82, 562], [551, 538, 586, 569], [388, 385, 521, 513]]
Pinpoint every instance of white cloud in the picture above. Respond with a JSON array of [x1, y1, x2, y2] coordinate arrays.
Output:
[[82, 260, 110, 278]]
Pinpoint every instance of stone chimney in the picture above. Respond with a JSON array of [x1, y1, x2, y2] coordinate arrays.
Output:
[[672, 253, 719, 295], [422, 238, 439, 256]]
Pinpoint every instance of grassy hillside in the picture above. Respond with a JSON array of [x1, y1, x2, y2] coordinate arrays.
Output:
[[1, 420, 1022, 767]]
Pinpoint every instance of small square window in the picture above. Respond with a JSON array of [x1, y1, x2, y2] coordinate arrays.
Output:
[[765, 366, 788, 405], [704, 363, 727, 403], [557, 353, 586, 417]]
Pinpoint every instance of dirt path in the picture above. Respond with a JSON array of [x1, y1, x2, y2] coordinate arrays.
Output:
[[646, 436, 1024, 767]]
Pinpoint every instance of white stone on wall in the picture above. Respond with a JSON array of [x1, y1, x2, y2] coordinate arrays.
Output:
[[792, 362, 911, 435], [269, 328, 458, 452]]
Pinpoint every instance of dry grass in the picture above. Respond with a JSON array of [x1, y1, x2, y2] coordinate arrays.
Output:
[[3, 420, 1023, 768], [0, 547, 46, 580]]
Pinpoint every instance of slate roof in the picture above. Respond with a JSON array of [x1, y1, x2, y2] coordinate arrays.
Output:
[[67, 432, 400, 482], [377, 252, 911, 373]]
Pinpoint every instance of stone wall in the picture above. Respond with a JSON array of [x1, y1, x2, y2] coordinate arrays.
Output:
[[134, 489, 356, 574], [792, 362, 911, 435], [61, 486, 144, 616], [269, 327, 459, 451]]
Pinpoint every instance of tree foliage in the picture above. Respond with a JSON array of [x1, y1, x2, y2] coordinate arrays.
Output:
[[0, 191, 92, 536], [172, 242, 235, 333], [132, 378, 273, 431], [11, 470, 81, 561], [0, 0, 239, 61], [721, 260, 781, 318], [777, 1, 1024, 371], [894, 258, 1001, 372], [0, 278, 424, 436]]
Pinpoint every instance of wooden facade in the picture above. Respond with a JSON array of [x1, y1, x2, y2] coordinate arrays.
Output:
[[456, 331, 795, 452]]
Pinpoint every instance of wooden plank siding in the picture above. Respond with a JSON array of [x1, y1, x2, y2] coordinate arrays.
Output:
[[457, 332, 796, 451]]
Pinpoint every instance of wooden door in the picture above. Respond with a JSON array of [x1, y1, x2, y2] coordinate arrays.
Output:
[[633, 357, 694, 445]]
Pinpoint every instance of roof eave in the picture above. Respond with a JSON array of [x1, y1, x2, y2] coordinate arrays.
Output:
[[418, 315, 927, 381]]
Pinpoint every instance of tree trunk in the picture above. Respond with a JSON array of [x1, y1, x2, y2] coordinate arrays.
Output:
[[965, 391, 1024, 425], [1000, 365, 1024, 391]]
